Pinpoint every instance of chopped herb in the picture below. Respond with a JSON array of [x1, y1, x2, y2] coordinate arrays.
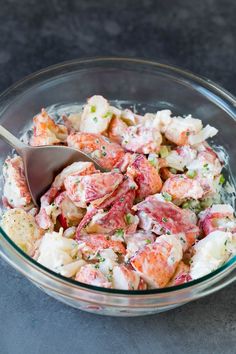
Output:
[[186, 131, 190, 136], [186, 170, 197, 179], [103, 111, 112, 119], [169, 168, 177, 174], [203, 163, 209, 170], [90, 105, 96, 113], [125, 213, 133, 225], [101, 145, 106, 150], [159, 146, 169, 158], [94, 264, 99, 269], [162, 192, 172, 202], [224, 240, 228, 246], [149, 159, 156, 167], [95, 139, 100, 144], [166, 230, 171, 235], [219, 174, 225, 185], [180, 236, 186, 243], [102, 151, 107, 156], [113, 168, 120, 173], [93, 117, 98, 123], [145, 239, 151, 244], [124, 140, 128, 144], [29, 224, 33, 228], [130, 184, 136, 190], [162, 217, 168, 223], [120, 197, 125, 202], [115, 228, 124, 237], [182, 202, 190, 209]]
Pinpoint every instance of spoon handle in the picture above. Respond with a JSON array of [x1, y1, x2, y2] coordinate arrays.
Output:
[[0, 124, 27, 155]]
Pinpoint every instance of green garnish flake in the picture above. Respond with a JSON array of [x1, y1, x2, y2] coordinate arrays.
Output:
[[169, 168, 177, 174], [102, 151, 107, 156], [94, 264, 99, 269], [149, 159, 156, 167], [90, 105, 96, 113], [162, 192, 172, 202], [186, 170, 197, 179], [186, 131, 190, 136], [125, 213, 133, 225], [159, 146, 169, 158], [115, 228, 124, 237], [130, 184, 136, 190], [93, 117, 98, 123], [219, 174, 225, 185], [103, 111, 112, 119], [145, 239, 151, 244], [162, 217, 168, 223]]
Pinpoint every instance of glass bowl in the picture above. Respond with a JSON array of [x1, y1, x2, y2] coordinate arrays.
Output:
[[0, 57, 235, 317]]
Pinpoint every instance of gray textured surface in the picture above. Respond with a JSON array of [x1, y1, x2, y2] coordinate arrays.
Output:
[[0, 0, 235, 353]]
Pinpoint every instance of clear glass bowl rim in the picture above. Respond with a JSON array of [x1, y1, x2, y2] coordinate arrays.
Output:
[[0, 56, 235, 296]]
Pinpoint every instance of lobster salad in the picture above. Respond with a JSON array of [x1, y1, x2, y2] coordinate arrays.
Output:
[[1, 95, 236, 290]]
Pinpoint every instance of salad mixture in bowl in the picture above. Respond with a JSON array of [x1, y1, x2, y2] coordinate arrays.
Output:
[[1, 95, 236, 290]]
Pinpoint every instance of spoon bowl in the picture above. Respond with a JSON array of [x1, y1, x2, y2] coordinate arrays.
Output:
[[0, 125, 104, 205]]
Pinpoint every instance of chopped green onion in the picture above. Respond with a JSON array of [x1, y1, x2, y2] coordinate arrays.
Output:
[[200, 198, 213, 209], [90, 105, 96, 113], [93, 117, 98, 123], [149, 159, 156, 167], [162, 192, 172, 202], [125, 213, 133, 225], [115, 229, 124, 237], [162, 217, 168, 223], [186, 170, 197, 179], [102, 111, 112, 119], [145, 239, 151, 244], [219, 174, 225, 185], [159, 146, 169, 158], [169, 168, 177, 174]]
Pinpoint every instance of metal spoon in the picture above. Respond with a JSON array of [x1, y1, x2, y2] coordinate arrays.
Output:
[[0, 125, 105, 206]]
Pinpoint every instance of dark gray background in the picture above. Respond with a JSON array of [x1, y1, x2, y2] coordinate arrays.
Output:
[[0, 0, 235, 353]]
